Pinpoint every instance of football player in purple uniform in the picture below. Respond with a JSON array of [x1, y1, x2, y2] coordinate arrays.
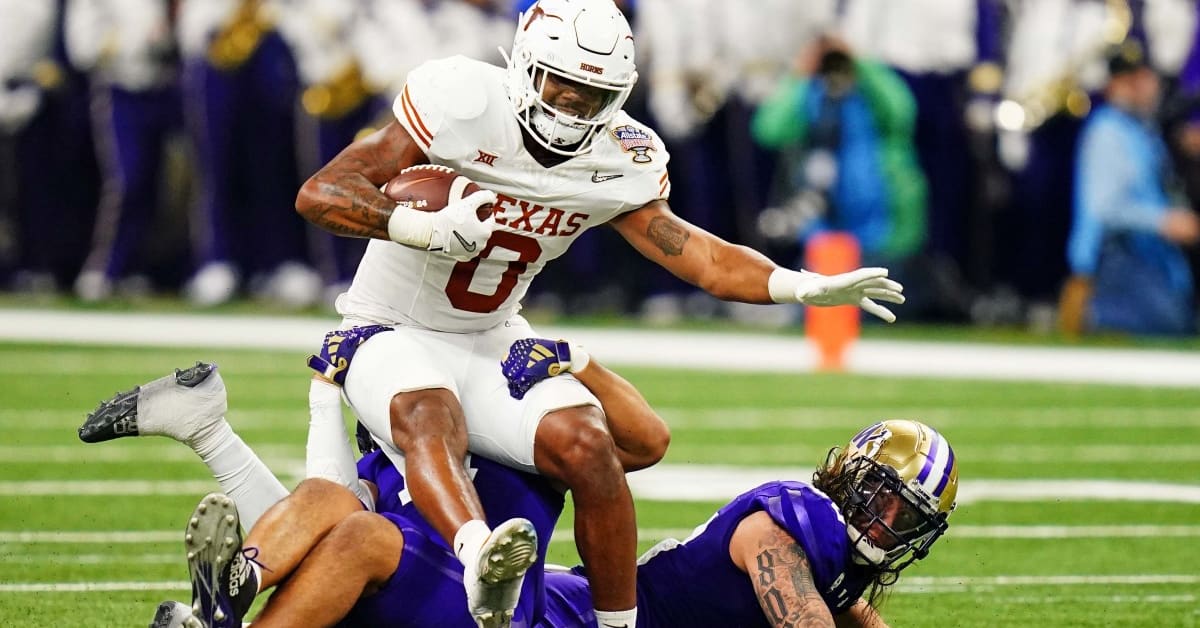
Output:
[[81, 340, 954, 628], [513, 340, 958, 628]]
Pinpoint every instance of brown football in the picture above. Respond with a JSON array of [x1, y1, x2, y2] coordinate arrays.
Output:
[[382, 165, 492, 221]]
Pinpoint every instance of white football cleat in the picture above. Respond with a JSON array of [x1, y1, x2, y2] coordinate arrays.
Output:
[[148, 600, 197, 628], [78, 363, 227, 445], [463, 518, 539, 628]]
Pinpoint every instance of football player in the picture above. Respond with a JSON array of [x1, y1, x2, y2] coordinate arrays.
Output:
[[293, 1, 905, 625], [81, 347, 955, 627], [509, 340, 959, 627]]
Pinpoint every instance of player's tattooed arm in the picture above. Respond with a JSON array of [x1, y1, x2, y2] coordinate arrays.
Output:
[[296, 120, 428, 239], [611, 200, 777, 303], [646, 215, 690, 256], [730, 512, 835, 628]]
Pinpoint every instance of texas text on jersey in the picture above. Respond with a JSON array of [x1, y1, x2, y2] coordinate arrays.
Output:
[[335, 56, 671, 332]]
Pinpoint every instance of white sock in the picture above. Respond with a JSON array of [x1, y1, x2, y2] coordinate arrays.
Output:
[[137, 369, 227, 441], [306, 379, 374, 510], [191, 420, 288, 529], [594, 608, 637, 628], [453, 519, 491, 565]]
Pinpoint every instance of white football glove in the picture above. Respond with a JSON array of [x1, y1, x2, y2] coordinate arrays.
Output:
[[427, 190, 498, 262], [769, 267, 905, 323]]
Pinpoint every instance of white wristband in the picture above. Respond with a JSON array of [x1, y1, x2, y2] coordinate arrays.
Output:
[[386, 206, 436, 248], [567, 342, 591, 373], [767, 268, 807, 304]]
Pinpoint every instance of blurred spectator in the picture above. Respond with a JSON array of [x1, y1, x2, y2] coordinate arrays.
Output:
[[630, 0, 829, 323], [1062, 41, 1199, 336], [66, 0, 184, 301], [0, 0, 99, 294], [177, 0, 315, 308], [996, 0, 1196, 315], [281, 0, 379, 306], [751, 37, 928, 312], [840, 0, 1001, 313]]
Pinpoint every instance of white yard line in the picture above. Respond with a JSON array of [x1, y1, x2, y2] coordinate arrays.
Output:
[[1, 308, 1198, 387], [899, 574, 1200, 590], [0, 581, 189, 593], [0, 480, 218, 496], [1, 553, 178, 564], [11, 440, 1200, 466], [4, 525, 1195, 549], [3, 472, 1199, 503], [6, 525, 1200, 546], [0, 531, 177, 543], [623, 466, 1200, 503], [2, 575, 1197, 595]]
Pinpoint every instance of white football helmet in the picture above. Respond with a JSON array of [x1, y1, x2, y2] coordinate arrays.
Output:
[[503, 0, 638, 155]]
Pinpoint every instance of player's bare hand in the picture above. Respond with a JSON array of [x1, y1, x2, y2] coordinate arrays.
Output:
[[430, 190, 498, 261]]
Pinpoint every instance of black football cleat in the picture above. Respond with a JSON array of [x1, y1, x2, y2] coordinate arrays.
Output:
[[185, 493, 258, 628], [78, 362, 218, 443]]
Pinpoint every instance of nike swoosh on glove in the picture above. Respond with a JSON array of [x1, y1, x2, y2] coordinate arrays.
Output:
[[429, 189, 497, 262]]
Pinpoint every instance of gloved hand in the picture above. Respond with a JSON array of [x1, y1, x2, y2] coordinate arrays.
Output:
[[306, 324, 393, 387], [501, 338, 590, 400], [428, 189, 497, 262], [771, 267, 905, 323]]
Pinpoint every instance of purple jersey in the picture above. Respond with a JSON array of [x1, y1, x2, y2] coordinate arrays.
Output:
[[337, 450, 564, 628], [540, 480, 873, 627]]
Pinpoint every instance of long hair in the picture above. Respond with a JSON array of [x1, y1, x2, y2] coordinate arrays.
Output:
[[811, 447, 899, 608]]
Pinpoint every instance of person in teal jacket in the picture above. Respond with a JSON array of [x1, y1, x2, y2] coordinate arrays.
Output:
[[752, 37, 928, 277]]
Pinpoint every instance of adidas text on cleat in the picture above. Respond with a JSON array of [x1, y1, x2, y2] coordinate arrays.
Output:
[[79, 362, 224, 444], [185, 493, 259, 628], [464, 518, 539, 628]]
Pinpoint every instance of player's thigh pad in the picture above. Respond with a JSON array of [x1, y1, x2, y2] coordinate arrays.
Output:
[[342, 328, 464, 444], [457, 317, 601, 473]]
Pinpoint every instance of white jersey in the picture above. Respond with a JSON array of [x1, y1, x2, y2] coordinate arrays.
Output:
[[336, 56, 672, 333]]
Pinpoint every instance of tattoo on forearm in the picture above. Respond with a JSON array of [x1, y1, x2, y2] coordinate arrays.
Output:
[[306, 169, 395, 239], [753, 527, 834, 628], [646, 216, 689, 256], [300, 126, 414, 239]]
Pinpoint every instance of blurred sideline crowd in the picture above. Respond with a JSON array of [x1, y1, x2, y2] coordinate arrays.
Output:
[[3, 0, 1200, 336]]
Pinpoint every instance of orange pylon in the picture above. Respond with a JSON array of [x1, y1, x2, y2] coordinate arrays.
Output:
[[804, 232, 862, 371]]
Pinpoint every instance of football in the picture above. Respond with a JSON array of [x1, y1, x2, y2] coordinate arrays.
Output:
[[382, 165, 493, 221]]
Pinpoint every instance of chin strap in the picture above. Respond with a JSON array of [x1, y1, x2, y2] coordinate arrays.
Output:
[[845, 523, 888, 566]]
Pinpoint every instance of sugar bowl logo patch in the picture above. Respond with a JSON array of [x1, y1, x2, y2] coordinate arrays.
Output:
[[612, 125, 655, 163]]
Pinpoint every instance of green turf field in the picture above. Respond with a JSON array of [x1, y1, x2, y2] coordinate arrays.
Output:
[[1, 342, 1198, 627]]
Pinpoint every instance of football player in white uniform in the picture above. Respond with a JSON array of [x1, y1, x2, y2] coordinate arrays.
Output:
[[294, 1, 905, 626]]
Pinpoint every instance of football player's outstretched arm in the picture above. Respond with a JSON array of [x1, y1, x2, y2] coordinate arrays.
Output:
[[835, 599, 890, 628], [610, 200, 906, 323], [295, 119, 428, 240], [610, 200, 776, 302], [729, 511, 836, 628]]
